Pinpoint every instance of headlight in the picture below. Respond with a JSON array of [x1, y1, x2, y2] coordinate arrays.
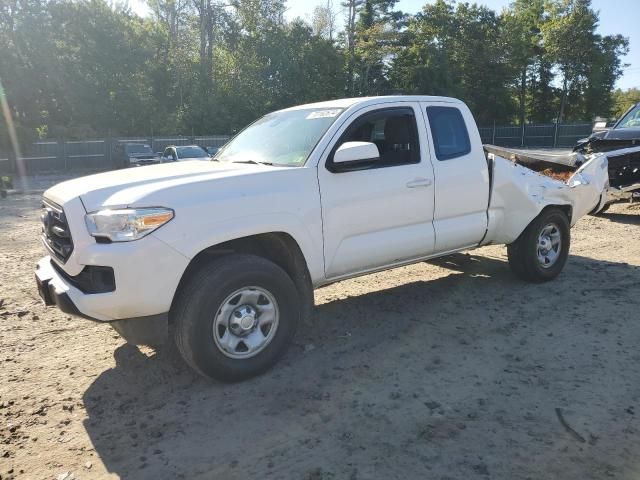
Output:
[[85, 207, 174, 242]]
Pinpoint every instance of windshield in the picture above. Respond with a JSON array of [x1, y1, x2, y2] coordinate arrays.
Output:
[[616, 104, 640, 129], [125, 144, 153, 154], [216, 108, 344, 166], [176, 146, 208, 159]]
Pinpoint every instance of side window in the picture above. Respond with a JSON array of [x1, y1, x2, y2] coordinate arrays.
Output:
[[426, 106, 471, 161], [329, 107, 420, 170]]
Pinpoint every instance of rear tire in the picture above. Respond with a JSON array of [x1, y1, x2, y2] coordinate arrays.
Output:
[[507, 208, 570, 283], [172, 254, 300, 382]]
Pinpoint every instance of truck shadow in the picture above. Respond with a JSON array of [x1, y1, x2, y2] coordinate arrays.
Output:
[[82, 253, 640, 479], [599, 211, 640, 225]]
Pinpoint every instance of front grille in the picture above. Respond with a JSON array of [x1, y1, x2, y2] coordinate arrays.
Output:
[[41, 199, 74, 263], [608, 151, 640, 188]]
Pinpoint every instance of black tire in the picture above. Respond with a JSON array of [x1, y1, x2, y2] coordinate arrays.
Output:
[[507, 208, 570, 283], [172, 254, 300, 382]]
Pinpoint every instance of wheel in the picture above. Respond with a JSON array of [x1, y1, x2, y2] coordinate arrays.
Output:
[[172, 254, 300, 382], [507, 208, 570, 283]]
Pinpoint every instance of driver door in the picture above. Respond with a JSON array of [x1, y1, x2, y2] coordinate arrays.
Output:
[[317, 102, 436, 279]]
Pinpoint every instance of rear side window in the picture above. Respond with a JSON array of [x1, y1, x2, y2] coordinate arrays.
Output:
[[426, 106, 471, 161]]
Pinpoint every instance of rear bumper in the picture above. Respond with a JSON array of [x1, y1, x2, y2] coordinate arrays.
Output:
[[35, 257, 168, 345]]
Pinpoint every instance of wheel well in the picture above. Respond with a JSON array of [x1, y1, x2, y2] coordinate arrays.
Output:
[[543, 204, 572, 223], [171, 232, 314, 323]]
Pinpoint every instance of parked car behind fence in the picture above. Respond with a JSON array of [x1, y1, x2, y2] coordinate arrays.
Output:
[[0, 135, 230, 174]]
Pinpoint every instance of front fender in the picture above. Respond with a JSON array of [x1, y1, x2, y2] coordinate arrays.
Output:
[[153, 212, 324, 283]]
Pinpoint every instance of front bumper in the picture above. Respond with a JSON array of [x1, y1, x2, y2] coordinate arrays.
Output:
[[36, 257, 90, 318], [35, 256, 170, 345]]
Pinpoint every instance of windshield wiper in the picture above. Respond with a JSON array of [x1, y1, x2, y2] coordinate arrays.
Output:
[[230, 159, 274, 166]]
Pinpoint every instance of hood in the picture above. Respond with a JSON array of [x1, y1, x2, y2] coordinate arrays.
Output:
[[44, 160, 274, 211], [604, 128, 640, 140]]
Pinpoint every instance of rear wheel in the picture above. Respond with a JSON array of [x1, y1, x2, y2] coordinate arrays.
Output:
[[172, 254, 300, 381], [507, 208, 570, 283]]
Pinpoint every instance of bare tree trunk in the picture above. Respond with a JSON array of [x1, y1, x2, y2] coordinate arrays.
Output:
[[345, 0, 357, 96], [326, 0, 335, 41], [519, 67, 526, 126], [198, 0, 207, 86], [205, 0, 214, 85], [558, 75, 568, 124]]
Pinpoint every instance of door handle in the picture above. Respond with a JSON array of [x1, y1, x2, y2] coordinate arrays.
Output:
[[406, 178, 432, 188]]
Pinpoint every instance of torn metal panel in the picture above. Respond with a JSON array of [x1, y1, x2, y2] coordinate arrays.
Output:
[[482, 151, 608, 245], [484, 144, 581, 169], [574, 137, 640, 155], [485, 142, 640, 215]]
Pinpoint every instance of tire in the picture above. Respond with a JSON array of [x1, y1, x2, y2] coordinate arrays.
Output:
[[507, 208, 570, 283], [172, 254, 300, 382]]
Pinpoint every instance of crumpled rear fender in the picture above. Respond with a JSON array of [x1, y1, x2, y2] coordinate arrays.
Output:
[[483, 154, 608, 245]]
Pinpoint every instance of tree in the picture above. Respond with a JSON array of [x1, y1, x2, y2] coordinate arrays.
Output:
[[0, 0, 631, 146], [352, 0, 404, 96], [389, 0, 515, 123], [341, 0, 363, 95], [501, 0, 545, 125], [612, 88, 640, 119], [311, 0, 337, 41]]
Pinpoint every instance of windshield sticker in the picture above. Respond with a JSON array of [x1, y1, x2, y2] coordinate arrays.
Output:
[[306, 109, 341, 119]]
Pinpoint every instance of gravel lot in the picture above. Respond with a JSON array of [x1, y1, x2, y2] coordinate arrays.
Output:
[[1, 176, 640, 480]]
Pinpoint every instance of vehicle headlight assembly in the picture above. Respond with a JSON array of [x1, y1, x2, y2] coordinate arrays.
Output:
[[85, 207, 174, 242]]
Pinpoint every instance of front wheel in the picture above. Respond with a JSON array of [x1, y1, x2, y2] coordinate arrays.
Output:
[[172, 254, 300, 382], [507, 208, 570, 283]]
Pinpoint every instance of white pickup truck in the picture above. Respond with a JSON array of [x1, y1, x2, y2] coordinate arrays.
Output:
[[35, 96, 609, 381]]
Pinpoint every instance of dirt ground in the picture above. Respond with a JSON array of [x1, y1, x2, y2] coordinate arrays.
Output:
[[1, 177, 640, 480]]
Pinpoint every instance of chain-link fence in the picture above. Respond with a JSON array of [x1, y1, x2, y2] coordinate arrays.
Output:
[[478, 122, 593, 148]]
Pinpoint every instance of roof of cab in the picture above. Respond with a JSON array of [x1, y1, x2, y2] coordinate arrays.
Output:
[[280, 95, 462, 112]]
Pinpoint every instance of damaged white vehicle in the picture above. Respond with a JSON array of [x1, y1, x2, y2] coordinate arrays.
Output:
[[35, 96, 609, 381]]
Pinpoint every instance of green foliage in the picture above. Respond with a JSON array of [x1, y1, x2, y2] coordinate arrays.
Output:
[[0, 0, 631, 149], [542, 0, 629, 122], [612, 88, 640, 119], [390, 0, 516, 123]]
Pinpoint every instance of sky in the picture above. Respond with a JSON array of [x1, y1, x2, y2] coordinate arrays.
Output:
[[128, 0, 639, 90]]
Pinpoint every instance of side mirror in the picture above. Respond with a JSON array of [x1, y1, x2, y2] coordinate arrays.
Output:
[[331, 142, 380, 172]]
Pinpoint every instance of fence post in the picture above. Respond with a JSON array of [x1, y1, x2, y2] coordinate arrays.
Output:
[[58, 139, 67, 171], [106, 137, 112, 169], [553, 122, 559, 148], [8, 149, 17, 176], [520, 123, 525, 147], [492, 121, 496, 145]]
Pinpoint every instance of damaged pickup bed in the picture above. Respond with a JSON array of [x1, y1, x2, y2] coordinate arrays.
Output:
[[485, 138, 640, 214]]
